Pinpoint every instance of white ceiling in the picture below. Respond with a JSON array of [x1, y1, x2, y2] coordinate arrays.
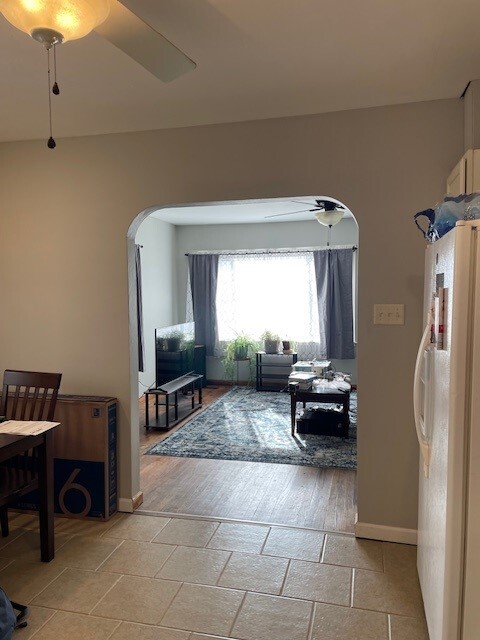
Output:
[[151, 197, 354, 225], [1, 0, 480, 142]]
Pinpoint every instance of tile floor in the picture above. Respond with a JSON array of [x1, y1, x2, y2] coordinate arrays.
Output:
[[1, 512, 429, 640]]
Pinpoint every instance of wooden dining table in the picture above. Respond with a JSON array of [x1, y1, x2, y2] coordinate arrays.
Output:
[[0, 422, 58, 562]]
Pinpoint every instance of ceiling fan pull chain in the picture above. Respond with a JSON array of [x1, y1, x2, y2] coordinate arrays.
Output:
[[46, 48, 56, 149], [52, 44, 60, 95]]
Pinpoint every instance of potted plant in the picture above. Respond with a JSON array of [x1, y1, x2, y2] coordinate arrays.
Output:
[[261, 330, 280, 354], [282, 339, 294, 354], [223, 334, 259, 381], [164, 330, 184, 352]]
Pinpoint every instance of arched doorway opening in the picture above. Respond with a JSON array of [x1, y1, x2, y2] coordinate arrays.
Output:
[[127, 196, 359, 530]]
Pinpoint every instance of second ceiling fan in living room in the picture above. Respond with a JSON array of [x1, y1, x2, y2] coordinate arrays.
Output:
[[265, 199, 346, 246]]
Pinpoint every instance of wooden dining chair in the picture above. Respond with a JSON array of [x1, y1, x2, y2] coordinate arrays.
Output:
[[0, 369, 62, 537]]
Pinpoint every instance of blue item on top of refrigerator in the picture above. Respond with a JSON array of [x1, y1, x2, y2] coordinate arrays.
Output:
[[414, 193, 480, 242]]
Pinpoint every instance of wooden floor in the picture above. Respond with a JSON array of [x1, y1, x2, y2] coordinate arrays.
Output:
[[139, 385, 357, 533]]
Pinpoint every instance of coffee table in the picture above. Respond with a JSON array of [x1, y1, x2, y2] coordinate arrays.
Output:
[[289, 381, 350, 437]]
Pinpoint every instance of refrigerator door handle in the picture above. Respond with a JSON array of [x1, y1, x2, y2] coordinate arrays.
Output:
[[414, 311, 432, 478]]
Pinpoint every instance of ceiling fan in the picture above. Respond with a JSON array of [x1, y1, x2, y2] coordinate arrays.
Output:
[[265, 199, 346, 245], [0, 0, 196, 147], [265, 199, 345, 222]]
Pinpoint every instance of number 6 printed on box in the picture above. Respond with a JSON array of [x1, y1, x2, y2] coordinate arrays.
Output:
[[59, 469, 92, 518]]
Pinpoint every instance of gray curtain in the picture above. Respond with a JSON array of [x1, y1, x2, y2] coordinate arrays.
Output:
[[135, 244, 145, 372], [188, 254, 219, 356], [313, 248, 355, 360]]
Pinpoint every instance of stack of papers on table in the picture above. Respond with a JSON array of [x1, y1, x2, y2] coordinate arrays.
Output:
[[292, 361, 314, 372], [313, 380, 351, 394], [289, 372, 316, 382], [334, 380, 351, 392], [289, 372, 316, 390]]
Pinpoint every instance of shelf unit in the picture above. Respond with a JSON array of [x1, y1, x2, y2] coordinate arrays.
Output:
[[255, 352, 298, 391]]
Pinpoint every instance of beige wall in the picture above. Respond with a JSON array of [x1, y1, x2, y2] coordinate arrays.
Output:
[[0, 98, 463, 528]]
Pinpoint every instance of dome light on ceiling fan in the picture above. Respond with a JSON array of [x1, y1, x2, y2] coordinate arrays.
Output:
[[0, 0, 110, 47], [0, 0, 197, 149], [314, 209, 344, 227], [314, 206, 345, 247], [0, 0, 110, 148]]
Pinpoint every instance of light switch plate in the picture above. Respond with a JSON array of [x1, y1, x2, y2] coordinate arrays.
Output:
[[373, 304, 405, 325]]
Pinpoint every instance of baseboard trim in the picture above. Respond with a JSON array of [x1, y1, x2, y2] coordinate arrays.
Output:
[[133, 491, 144, 510], [355, 521, 417, 545], [118, 491, 144, 513]]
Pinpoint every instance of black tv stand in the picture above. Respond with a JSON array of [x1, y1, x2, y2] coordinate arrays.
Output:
[[144, 373, 203, 430]]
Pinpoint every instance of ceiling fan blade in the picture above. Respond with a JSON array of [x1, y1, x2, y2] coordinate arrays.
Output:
[[291, 199, 346, 211], [290, 200, 318, 207], [264, 209, 311, 219], [95, 1, 196, 83]]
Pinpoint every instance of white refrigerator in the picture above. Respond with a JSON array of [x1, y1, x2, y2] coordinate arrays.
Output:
[[414, 220, 480, 640]]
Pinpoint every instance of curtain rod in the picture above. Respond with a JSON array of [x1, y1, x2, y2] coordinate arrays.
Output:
[[185, 245, 357, 257]]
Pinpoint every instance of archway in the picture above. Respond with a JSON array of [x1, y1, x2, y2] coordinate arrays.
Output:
[[127, 196, 359, 528]]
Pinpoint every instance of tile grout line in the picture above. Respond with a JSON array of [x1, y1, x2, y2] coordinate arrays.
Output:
[[26, 608, 58, 640], [214, 550, 233, 586], [97, 513, 126, 539], [205, 523, 221, 548], [279, 558, 292, 596], [28, 566, 69, 605], [94, 538, 126, 572], [154, 544, 178, 579], [0, 558, 15, 573], [227, 589, 249, 638], [0, 529, 28, 555], [306, 600, 317, 640], [103, 619, 123, 640], [259, 526, 273, 555], [154, 580, 184, 628], [86, 572, 124, 615], [157, 580, 186, 628], [156, 582, 248, 640], [148, 518, 172, 543], [320, 533, 327, 563], [387, 613, 393, 640]]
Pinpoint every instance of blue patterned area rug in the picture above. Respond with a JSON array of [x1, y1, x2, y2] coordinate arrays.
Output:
[[146, 387, 357, 469]]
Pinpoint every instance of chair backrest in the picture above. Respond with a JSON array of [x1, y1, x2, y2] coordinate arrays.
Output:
[[0, 370, 62, 422]]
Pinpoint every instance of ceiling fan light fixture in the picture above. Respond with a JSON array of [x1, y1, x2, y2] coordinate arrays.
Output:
[[0, 0, 110, 46], [314, 209, 344, 227]]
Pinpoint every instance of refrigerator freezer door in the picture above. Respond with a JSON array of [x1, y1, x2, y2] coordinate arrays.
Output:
[[417, 223, 474, 640]]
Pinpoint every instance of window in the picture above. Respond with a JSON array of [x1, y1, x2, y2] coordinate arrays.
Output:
[[186, 247, 356, 361], [215, 251, 321, 354]]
